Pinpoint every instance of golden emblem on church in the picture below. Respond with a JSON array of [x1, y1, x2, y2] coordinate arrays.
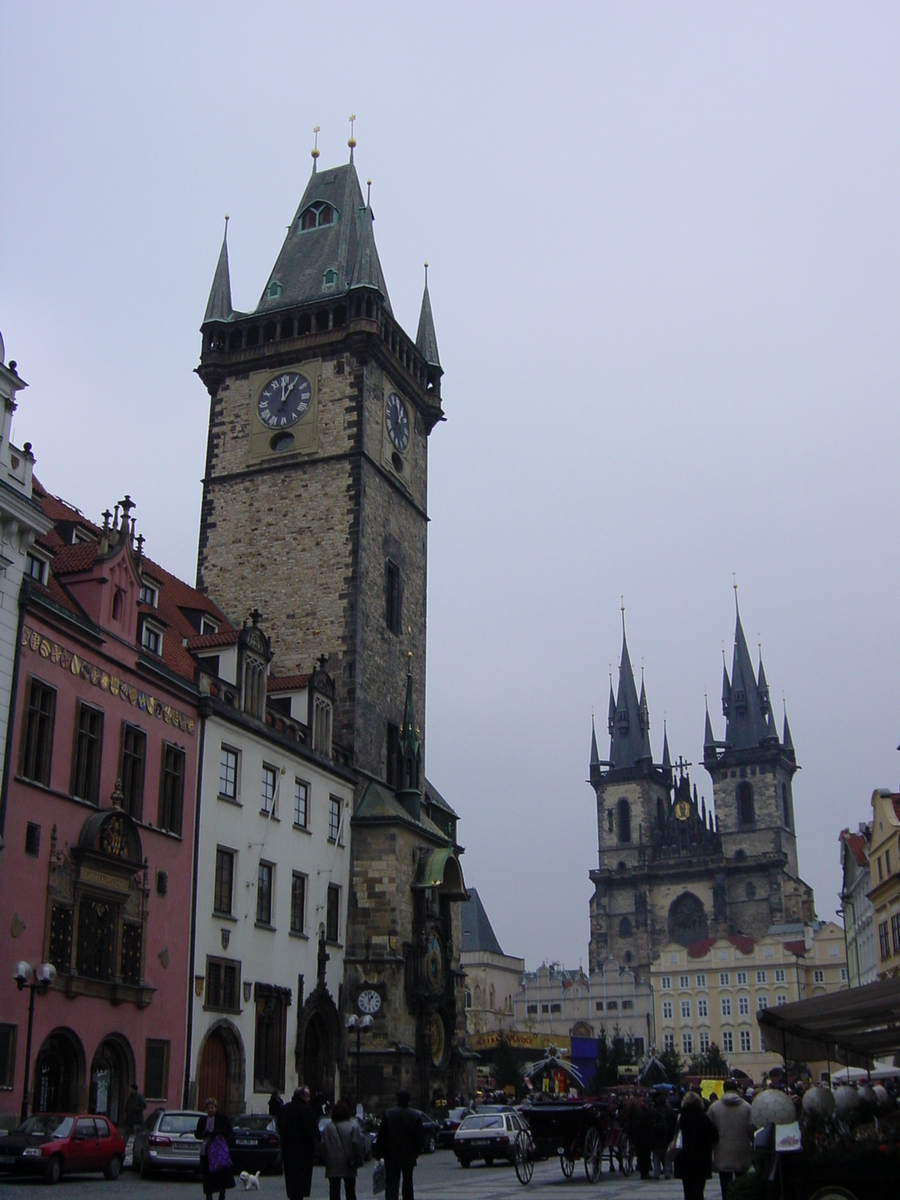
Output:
[[100, 814, 127, 857]]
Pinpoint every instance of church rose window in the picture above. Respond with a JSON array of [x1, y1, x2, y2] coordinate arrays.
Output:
[[668, 892, 709, 948]]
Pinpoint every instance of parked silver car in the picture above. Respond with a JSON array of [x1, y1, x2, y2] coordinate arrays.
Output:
[[453, 1110, 528, 1167], [132, 1109, 204, 1177]]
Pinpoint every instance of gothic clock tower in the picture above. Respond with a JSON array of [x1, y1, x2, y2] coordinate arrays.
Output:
[[195, 144, 443, 781]]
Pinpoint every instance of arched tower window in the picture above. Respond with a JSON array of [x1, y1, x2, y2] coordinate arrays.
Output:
[[617, 797, 631, 844], [668, 893, 709, 948], [782, 783, 791, 829], [618, 916, 632, 938], [736, 781, 755, 826]]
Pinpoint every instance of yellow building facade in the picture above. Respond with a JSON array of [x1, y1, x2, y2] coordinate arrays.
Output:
[[651, 924, 847, 1081], [867, 789, 900, 978]]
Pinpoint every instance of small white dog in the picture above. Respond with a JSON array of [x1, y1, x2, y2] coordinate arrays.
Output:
[[239, 1170, 261, 1190]]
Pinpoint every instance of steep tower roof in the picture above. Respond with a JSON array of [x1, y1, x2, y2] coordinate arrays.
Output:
[[256, 161, 392, 316], [415, 265, 441, 368], [589, 714, 601, 783], [723, 593, 771, 750], [203, 218, 233, 325], [609, 619, 648, 770]]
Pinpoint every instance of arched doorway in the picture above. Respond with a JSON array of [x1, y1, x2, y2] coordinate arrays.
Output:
[[197, 1022, 244, 1116], [303, 1013, 328, 1097], [33, 1029, 85, 1114], [89, 1036, 134, 1127]]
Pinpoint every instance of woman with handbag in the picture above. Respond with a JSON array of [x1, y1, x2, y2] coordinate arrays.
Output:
[[675, 1090, 718, 1200], [321, 1100, 366, 1200], [195, 1097, 236, 1200]]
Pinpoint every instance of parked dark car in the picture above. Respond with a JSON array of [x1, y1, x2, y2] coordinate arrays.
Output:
[[415, 1110, 439, 1155], [231, 1113, 282, 1174], [438, 1106, 472, 1149], [132, 1108, 204, 1177], [0, 1113, 125, 1183]]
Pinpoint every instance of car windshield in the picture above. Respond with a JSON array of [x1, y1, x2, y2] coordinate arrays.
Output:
[[18, 1115, 74, 1138], [234, 1116, 274, 1132], [159, 1114, 202, 1134], [446, 1108, 468, 1122], [461, 1115, 502, 1130]]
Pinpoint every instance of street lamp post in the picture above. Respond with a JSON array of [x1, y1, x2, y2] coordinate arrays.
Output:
[[346, 1014, 373, 1105], [13, 960, 57, 1123]]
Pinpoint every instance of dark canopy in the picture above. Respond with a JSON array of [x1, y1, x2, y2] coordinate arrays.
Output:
[[757, 977, 900, 1068]]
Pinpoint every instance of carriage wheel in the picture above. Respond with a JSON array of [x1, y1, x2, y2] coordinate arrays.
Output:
[[560, 1152, 575, 1178], [809, 1190, 858, 1200], [514, 1131, 534, 1185], [619, 1132, 633, 1176], [583, 1127, 602, 1183]]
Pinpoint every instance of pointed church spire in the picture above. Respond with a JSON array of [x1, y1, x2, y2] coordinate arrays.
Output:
[[782, 703, 794, 755], [725, 586, 770, 749], [721, 653, 731, 718], [607, 676, 616, 736], [203, 216, 233, 325], [590, 714, 602, 788], [638, 672, 652, 761], [415, 263, 441, 368], [609, 603, 651, 770], [662, 721, 672, 772], [350, 196, 387, 296], [757, 651, 770, 713], [704, 698, 717, 765]]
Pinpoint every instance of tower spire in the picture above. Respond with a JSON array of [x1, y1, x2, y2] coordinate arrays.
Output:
[[609, 607, 650, 770], [202, 215, 232, 326], [416, 262, 441, 369], [589, 713, 601, 788]]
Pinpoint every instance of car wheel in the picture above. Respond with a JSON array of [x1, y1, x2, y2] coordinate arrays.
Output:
[[104, 1155, 122, 1181], [140, 1154, 155, 1179], [45, 1155, 63, 1185], [459, 1155, 471, 1168], [426, 1133, 436, 1154], [485, 1154, 494, 1167]]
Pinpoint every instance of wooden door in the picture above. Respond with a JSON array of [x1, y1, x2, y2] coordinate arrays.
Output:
[[197, 1034, 227, 1109]]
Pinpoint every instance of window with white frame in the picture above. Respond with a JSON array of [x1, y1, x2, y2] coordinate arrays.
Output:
[[721, 997, 732, 1017], [738, 995, 749, 1016], [740, 1029, 752, 1052], [660, 976, 672, 991], [757, 994, 769, 1011], [719, 972, 730, 987], [662, 1000, 673, 1020], [294, 779, 309, 828], [736, 970, 747, 985], [697, 998, 708, 1018], [256, 862, 274, 925], [290, 872, 306, 934], [219, 746, 239, 800], [756, 970, 767, 984], [141, 621, 163, 655], [678, 974, 690, 989], [140, 583, 158, 608], [776, 993, 788, 1006], [840, 967, 848, 982], [680, 999, 691, 1019], [682, 1033, 693, 1056], [261, 764, 277, 815], [214, 847, 235, 915], [721, 1030, 734, 1053], [663, 1033, 675, 1052], [699, 1031, 710, 1054], [328, 795, 341, 842], [695, 973, 707, 988], [813, 969, 824, 983], [25, 551, 48, 584], [774, 968, 786, 983]]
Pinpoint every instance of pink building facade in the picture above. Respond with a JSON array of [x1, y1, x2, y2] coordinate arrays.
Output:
[[0, 487, 228, 1124]]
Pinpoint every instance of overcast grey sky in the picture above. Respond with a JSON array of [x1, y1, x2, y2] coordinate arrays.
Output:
[[2, 3, 898, 970]]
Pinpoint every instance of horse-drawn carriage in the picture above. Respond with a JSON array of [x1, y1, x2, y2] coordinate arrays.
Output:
[[514, 1098, 626, 1185]]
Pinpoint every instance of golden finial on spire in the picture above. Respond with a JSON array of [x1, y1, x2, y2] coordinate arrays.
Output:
[[424, 261, 429, 286], [311, 125, 320, 171], [366, 179, 372, 206], [348, 113, 357, 160]]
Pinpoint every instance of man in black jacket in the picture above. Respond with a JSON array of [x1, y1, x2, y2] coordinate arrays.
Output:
[[277, 1087, 318, 1200], [375, 1090, 423, 1200]]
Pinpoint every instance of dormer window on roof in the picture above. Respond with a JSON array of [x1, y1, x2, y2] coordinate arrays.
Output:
[[140, 583, 158, 608], [200, 616, 219, 635], [323, 268, 338, 288], [300, 202, 335, 231], [267, 281, 283, 299], [141, 620, 163, 656]]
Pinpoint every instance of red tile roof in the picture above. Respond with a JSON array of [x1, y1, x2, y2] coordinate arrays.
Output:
[[687, 934, 756, 959], [840, 830, 869, 867], [186, 629, 239, 651], [783, 940, 808, 958], [268, 674, 310, 691]]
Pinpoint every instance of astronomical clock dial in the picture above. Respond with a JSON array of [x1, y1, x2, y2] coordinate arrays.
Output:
[[430, 1012, 446, 1067], [257, 372, 312, 428], [425, 932, 444, 990], [385, 392, 410, 451], [357, 988, 381, 1015], [674, 799, 691, 822]]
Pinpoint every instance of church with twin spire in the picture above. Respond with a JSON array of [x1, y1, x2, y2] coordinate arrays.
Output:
[[588, 597, 816, 981]]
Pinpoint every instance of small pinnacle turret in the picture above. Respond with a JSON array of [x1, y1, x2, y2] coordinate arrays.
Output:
[[203, 217, 232, 325], [416, 263, 441, 369]]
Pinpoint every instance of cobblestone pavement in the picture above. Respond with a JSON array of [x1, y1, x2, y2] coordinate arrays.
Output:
[[0, 1153, 686, 1200]]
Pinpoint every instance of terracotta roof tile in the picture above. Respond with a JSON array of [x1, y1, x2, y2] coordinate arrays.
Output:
[[783, 939, 808, 957], [687, 934, 756, 959], [268, 674, 310, 691], [841, 830, 869, 867], [185, 629, 239, 651]]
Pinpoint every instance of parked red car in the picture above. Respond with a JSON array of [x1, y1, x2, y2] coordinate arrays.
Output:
[[0, 1113, 126, 1183]]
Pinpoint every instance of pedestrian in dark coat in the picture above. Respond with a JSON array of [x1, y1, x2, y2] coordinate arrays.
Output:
[[194, 1098, 235, 1200], [277, 1087, 318, 1200], [631, 1093, 654, 1179], [375, 1089, 423, 1200], [676, 1090, 719, 1200]]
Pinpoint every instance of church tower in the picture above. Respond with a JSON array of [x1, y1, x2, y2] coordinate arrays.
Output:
[[195, 142, 443, 782], [703, 593, 815, 932]]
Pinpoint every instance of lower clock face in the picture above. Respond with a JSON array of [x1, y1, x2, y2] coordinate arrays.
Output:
[[425, 933, 443, 990], [358, 988, 381, 1014], [385, 392, 410, 451], [258, 372, 312, 428]]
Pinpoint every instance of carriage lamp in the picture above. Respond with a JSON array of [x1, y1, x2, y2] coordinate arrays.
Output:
[[12, 961, 57, 1122]]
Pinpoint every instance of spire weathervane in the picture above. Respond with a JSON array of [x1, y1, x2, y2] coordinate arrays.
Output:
[[348, 114, 357, 161], [311, 125, 320, 172], [366, 178, 372, 206]]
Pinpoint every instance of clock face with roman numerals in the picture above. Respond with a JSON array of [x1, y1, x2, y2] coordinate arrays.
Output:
[[358, 989, 381, 1014], [385, 392, 410, 451], [257, 372, 312, 428]]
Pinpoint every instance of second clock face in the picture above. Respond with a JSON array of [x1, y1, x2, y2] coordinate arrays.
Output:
[[258, 372, 312, 428], [358, 988, 381, 1014], [385, 392, 410, 451]]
